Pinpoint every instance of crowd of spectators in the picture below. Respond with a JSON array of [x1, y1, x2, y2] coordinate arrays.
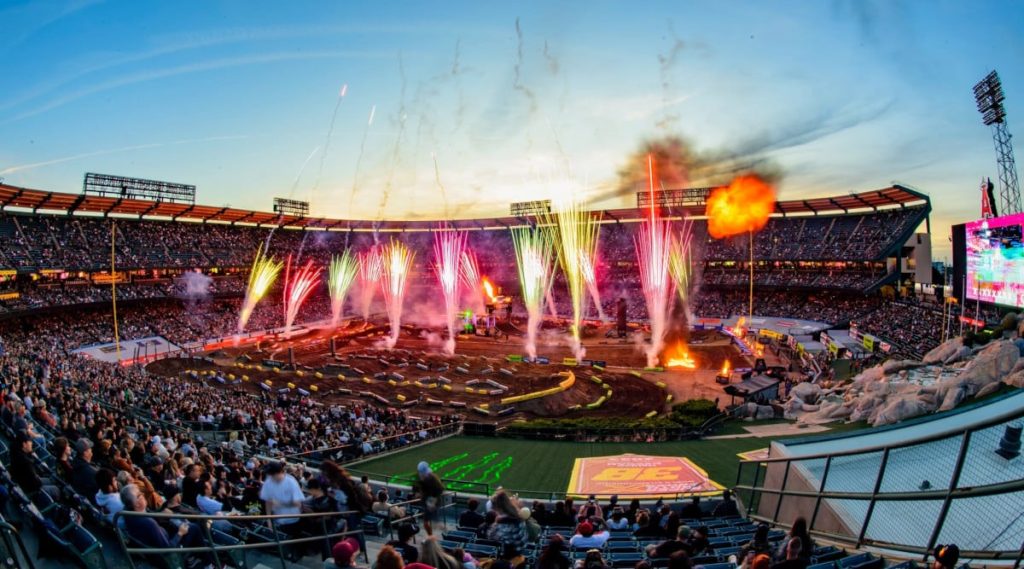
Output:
[[852, 300, 947, 358]]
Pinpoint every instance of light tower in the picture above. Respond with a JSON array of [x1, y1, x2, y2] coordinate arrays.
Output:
[[974, 71, 1021, 215]]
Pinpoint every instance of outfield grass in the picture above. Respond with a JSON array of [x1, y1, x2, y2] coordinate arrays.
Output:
[[351, 421, 874, 497]]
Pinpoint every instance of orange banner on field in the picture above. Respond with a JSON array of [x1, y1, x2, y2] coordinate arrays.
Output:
[[567, 454, 723, 498]]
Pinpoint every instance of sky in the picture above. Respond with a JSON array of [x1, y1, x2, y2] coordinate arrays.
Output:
[[1, 1, 1023, 261]]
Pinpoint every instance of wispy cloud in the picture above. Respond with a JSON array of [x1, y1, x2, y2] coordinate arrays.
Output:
[[1, 51, 397, 125], [0, 135, 246, 176], [0, 22, 496, 114], [0, 0, 103, 52]]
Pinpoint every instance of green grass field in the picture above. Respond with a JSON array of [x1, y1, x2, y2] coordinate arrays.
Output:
[[351, 421, 872, 497]]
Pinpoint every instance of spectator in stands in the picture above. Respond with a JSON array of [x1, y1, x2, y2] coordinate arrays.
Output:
[[933, 544, 960, 569], [452, 547, 478, 569], [647, 525, 691, 558], [420, 536, 463, 569], [578, 549, 610, 569], [72, 438, 100, 498], [119, 484, 211, 565], [531, 501, 550, 527], [52, 437, 74, 481], [259, 461, 306, 537], [330, 536, 365, 569], [181, 463, 203, 508], [679, 497, 703, 519], [94, 468, 124, 525], [775, 518, 812, 564], [377, 545, 406, 569], [606, 508, 629, 530], [770, 537, 808, 569], [196, 478, 234, 533], [522, 507, 542, 542], [413, 461, 445, 536], [633, 511, 663, 539], [302, 479, 338, 514], [549, 500, 574, 527], [740, 524, 773, 559], [537, 535, 571, 569], [10, 431, 59, 499], [459, 499, 485, 529], [712, 490, 739, 517], [386, 523, 420, 564], [577, 495, 604, 520], [487, 490, 528, 557], [372, 489, 406, 520], [570, 520, 612, 551], [667, 551, 692, 569], [749, 554, 771, 569], [688, 526, 711, 556]]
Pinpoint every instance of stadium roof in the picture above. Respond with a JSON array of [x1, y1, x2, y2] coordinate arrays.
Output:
[[0, 182, 930, 230]]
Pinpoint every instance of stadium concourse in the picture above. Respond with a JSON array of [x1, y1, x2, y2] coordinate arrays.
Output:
[[0, 181, 1004, 569]]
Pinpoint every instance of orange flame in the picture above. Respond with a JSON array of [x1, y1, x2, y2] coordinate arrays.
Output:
[[720, 359, 731, 376], [482, 277, 497, 302], [731, 316, 747, 338], [704, 174, 776, 238], [664, 341, 697, 369]]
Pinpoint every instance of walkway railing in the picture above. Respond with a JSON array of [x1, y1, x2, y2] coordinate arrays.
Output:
[[113, 508, 366, 569], [732, 394, 1024, 565]]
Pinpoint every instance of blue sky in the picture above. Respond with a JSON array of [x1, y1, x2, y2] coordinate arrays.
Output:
[[1, 1, 1023, 260]]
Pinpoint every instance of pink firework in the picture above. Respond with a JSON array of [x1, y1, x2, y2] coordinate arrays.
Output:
[[633, 155, 675, 367], [380, 239, 416, 348], [433, 227, 467, 354], [459, 249, 485, 314], [356, 245, 384, 320], [282, 255, 323, 337]]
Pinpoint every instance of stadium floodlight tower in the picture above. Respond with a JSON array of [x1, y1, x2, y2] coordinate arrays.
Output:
[[974, 71, 1021, 215]]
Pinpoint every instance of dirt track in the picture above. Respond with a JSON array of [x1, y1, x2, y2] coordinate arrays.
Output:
[[146, 319, 749, 423]]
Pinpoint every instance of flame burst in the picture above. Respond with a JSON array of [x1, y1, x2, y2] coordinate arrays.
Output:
[[433, 228, 467, 355], [460, 249, 485, 314], [546, 199, 602, 360], [380, 239, 416, 348], [356, 245, 384, 320], [237, 248, 283, 335], [328, 250, 358, 328], [511, 225, 555, 359], [665, 341, 697, 369], [482, 277, 497, 302], [720, 359, 731, 376], [282, 255, 323, 337], [704, 174, 776, 238]]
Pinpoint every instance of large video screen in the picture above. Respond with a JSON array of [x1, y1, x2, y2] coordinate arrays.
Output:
[[966, 213, 1024, 307]]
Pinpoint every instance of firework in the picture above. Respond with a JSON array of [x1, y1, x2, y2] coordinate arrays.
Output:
[[433, 228, 467, 355], [546, 199, 602, 360], [282, 255, 323, 337], [237, 248, 283, 335], [328, 250, 358, 328], [380, 239, 416, 348], [356, 245, 384, 320], [511, 225, 555, 359], [579, 253, 606, 321], [669, 223, 694, 303], [460, 249, 485, 314]]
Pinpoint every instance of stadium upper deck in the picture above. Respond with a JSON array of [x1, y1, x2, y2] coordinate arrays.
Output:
[[0, 182, 930, 273]]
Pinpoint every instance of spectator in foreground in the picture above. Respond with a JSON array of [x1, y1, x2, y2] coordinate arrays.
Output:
[[679, 497, 702, 520], [775, 518, 812, 564], [94, 468, 123, 525], [259, 462, 305, 537], [10, 431, 58, 499], [413, 461, 445, 536], [71, 438, 100, 498], [578, 549, 609, 569], [570, 521, 610, 549], [487, 490, 528, 558], [713, 490, 739, 517], [420, 536, 463, 569], [120, 484, 211, 565], [329, 536, 364, 569], [932, 545, 960, 569], [458, 498, 485, 529], [386, 523, 420, 565], [770, 537, 808, 569], [647, 525, 691, 558], [377, 545, 406, 569], [537, 535, 571, 569], [667, 551, 692, 569]]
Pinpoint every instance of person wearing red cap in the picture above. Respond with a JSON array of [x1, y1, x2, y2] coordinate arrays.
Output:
[[329, 537, 365, 569], [569, 519, 610, 549]]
